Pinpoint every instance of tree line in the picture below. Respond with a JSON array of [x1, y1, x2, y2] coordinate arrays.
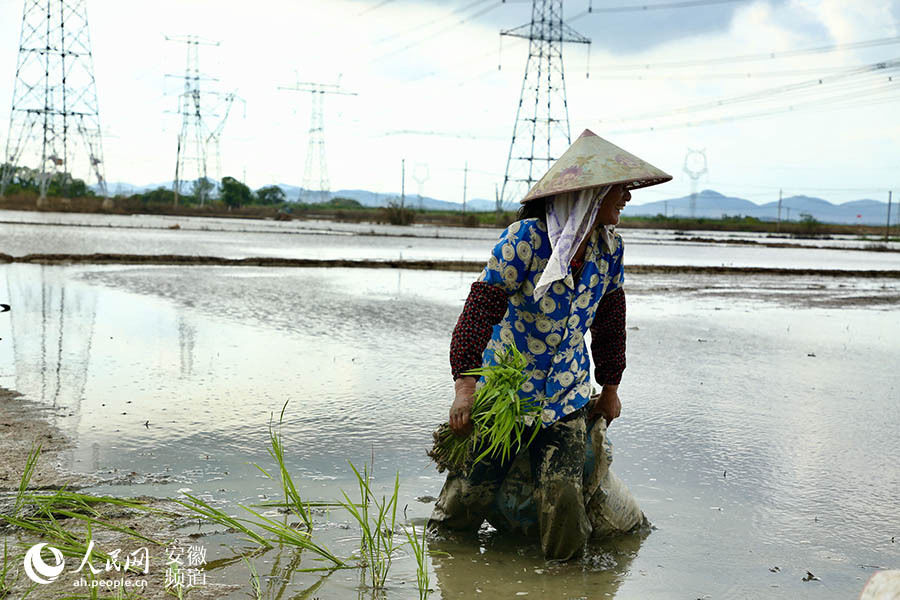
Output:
[[0, 165, 289, 209]]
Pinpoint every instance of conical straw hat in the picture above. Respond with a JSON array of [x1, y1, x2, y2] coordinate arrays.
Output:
[[521, 129, 672, 203]]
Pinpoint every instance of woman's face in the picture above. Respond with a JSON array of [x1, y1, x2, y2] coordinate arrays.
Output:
[[597, 184, 631, 226]]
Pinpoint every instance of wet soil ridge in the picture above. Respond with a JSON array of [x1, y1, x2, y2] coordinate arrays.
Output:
[[1, 252, 898, 278]]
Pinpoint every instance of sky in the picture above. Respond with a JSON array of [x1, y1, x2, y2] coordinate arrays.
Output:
[[0, 0, 898, 207]]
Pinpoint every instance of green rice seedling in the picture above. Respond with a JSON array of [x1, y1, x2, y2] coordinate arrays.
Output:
[[21, 489, 161, 548], [339, 463, 401, 589], [13, 442, 41, 517], [0, 539, 12, 598], [0, 538, 36, 599], [428, 345, 541, 473], [172, 494, 344, 566], [251, 401, 313, 531], [170, 493, 271, 548], [237, 504, 344, 567], [172, 470, 343, 565], [112, 585, 146, 600], [241, 554, 263, 600], [165, 561, 185, 599], [0, 508, 122, 572], [249, 500, 344, 509], [403, 524, 430, 600]]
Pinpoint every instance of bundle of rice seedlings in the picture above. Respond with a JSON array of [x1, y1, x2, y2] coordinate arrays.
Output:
[[428, 345, 541, 474]]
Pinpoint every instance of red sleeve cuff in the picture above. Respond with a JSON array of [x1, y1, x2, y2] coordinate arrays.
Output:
[[450, 282, 508, 379]]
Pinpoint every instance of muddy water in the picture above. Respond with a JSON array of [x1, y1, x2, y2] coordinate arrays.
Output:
[[1, 263, 898, 599]]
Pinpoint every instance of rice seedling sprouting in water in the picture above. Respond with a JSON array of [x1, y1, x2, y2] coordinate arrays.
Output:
[[404, 523, 431, 600], [339, 463, 401, 589], [251, 400, 314, 531], [241, 554, 263, 600], [428, 345, 541, 473]]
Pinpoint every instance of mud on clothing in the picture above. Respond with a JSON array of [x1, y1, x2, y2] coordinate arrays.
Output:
[[430, 408, 591, 561]]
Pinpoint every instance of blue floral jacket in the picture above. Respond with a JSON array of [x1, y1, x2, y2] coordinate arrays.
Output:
[[477, 218, 625, 427]]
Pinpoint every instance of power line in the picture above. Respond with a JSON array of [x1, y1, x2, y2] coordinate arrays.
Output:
[[596, 35, 900, 71], [575, 0, 747, 15], [602, 59, 900, 123], [355, 0, 397, 17], [586, 64, 880, 80], [607, 79, 900, 133], [373, 128, 507, 141], [366, 0, 503, 65], [704, 181, 898, 193], [369, 0, 492, 47]]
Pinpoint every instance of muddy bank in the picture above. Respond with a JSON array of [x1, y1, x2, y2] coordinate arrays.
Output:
[[1, 498, 240, 600], [678, 235, 899, 253], [0, 387, 85, 491], [0, 387, 239, 598], [2, 252, 899, 278]]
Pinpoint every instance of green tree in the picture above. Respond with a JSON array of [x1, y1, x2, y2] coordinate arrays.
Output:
[[191, 177, 216, 204], [221, 176, 252, 209], [326, 197, 363, 209], [140, 187, 176, 204], [798, 212, 822, 235], [255, 185, 286, 205], [46, 172, 91, 198]]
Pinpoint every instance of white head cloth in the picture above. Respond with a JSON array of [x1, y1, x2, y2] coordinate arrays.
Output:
[[533, 186, 612, 301]]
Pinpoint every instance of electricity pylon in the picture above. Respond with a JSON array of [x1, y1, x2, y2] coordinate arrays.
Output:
[[166, 35, 221, 206], [683, 148, 708, 218], [279, 81, 356, 203], [499, 0, 590, 208], [1, 0, 108, 203]]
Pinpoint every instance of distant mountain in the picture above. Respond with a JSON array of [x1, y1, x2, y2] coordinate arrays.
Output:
[[288, 187, 498, 213], [628, 190, 758, 218], [628, 189, 892, 225], [106, 181, 174, 195]]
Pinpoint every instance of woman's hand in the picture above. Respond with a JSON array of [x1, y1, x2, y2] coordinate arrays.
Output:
[[450, 377, 476, 436], [591, 385, 622, 426]]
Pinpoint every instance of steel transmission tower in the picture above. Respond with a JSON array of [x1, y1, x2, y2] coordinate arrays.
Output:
[[682, 148, 708, 218], [499, 1, 590, 208], [279, 81, 356, 203], [166, 35, 222, 206], [1, 0, 108, 203]]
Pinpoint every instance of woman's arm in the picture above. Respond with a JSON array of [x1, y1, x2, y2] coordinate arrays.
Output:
[[449, 282, 508, 380], [448, 282, 507, 434], [589, 287, 626, 424], [446, 220, 540, 434]]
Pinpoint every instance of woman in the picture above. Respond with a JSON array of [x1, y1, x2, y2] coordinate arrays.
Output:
[[429, 130, 672, 560]]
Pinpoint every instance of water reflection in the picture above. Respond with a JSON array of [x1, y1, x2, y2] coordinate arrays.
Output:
[[429, 530, 646, 599], [3, 265, 96, 436], [178, 315, 195, 378]]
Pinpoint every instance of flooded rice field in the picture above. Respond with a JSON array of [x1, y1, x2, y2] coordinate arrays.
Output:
[[1, 256, 898, 598], [1, 210, 899, 271]]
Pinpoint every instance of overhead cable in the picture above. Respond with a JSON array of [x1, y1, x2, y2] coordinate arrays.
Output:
[[602, 59, 899, 123], [575, 0, 747, 15], [607, 79, 900, 133], [366, 1, 503, 65], [597, 35, 900, 71]]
